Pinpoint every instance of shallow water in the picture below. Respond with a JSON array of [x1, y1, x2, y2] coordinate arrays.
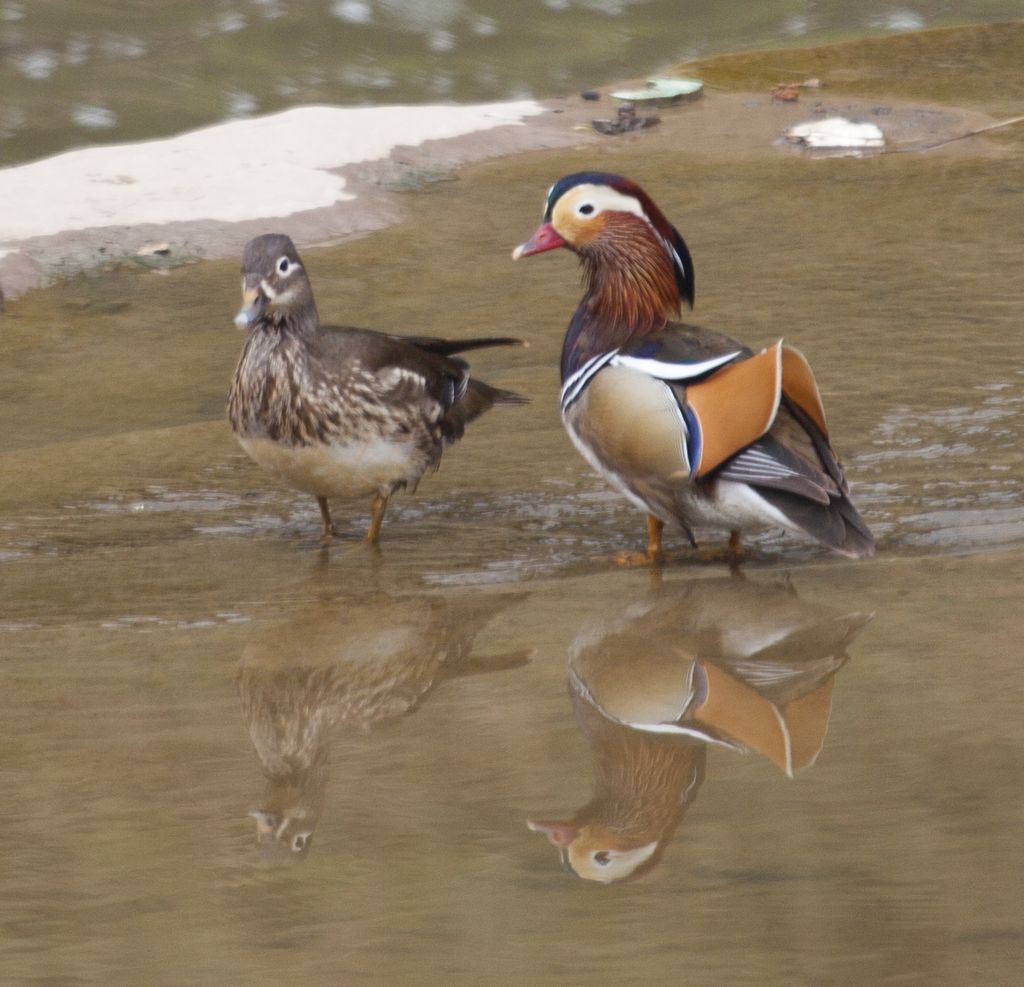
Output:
[[3, 22, 1024, 987], [1, 0, 1022, 165]]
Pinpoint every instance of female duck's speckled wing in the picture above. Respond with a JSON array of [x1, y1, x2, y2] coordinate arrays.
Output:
[[385, 331, 530, 441], [311, 324, 526, 447]]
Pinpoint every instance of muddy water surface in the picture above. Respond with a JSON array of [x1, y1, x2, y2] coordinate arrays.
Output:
[[3, 30, 1024, 987], [2, 0, 1020, 165]]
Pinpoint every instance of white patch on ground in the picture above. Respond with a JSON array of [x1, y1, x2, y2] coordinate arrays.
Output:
[[0, 101, 543, 242], [787, 116, 885, 150]]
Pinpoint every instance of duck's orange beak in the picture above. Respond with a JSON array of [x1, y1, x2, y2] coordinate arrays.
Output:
[[512, 222, 566, 260]]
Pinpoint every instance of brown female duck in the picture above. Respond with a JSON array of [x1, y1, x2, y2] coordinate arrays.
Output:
[[228, 234, 526, 544], [513, 172, 874, 562]]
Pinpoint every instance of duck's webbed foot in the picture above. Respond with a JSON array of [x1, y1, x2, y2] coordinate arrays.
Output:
[[609, 548, 664, 568], [593, 515, 667, 568], [620, 515, 666, 566]]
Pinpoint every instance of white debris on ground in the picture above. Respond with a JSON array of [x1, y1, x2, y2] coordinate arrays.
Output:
[[786, 116, 885, 150], [0, 101, 544, 242]]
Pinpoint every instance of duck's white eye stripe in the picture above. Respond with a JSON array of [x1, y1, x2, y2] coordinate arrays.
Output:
[[562, 183, 647, 221]]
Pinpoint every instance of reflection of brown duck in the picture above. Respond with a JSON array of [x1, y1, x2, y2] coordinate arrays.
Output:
[[529, 576, 869, 882], [238, 592, 528, 859]]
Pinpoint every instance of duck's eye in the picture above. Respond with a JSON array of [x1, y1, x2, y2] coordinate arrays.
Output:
[[577, 202, 596, 217], [276, 256, 291, 275], [594, 851, 611, 866]]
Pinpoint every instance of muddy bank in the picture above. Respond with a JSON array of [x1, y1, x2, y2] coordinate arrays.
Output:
[[0, 70, 1005, 301], [0, 100, 589, 298]]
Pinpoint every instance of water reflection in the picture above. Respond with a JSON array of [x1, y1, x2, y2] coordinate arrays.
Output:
[[237, 590, 527, 860], [530, 576, 870, 882]]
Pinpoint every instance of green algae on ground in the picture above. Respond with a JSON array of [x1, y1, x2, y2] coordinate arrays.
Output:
[[680, 20, 1024, 119]]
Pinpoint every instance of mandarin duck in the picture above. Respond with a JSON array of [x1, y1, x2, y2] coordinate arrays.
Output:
[[513, 172, 874, 563], [229, 234, 527, 544], [239, 591, 530, 858], [528, 576, 868, 882]]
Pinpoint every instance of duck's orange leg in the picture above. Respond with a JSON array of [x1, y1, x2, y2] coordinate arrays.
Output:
[[722, 529, 745, 569], [646, 515, 665, 563], [317, 496, 336, 545], [610, 514, 666, 567], [365, 492, 390, 544]]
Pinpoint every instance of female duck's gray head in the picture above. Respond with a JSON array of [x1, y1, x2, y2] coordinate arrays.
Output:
[[234, 233, 315, 329]]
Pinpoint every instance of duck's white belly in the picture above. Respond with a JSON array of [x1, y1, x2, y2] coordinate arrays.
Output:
[[676, 479, 797, 532], [239, 435, 420, 498]]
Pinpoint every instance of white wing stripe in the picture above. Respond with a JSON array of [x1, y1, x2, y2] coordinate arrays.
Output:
[[725, 460, 800, 479], [735, 456, 794, 470], [611, 350, 741, 381], [560, 350, 618, 408]]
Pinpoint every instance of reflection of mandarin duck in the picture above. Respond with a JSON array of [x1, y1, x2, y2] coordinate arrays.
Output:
[[228, 234, 527, 544], [238, 592, 528, 859], [529, 577, 869, 882], [530, 685, 707, 883], [513, 173, 874, 562]]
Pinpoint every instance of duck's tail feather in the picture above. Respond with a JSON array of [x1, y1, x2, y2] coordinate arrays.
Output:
[[477, 380, 530, 406], [440, 379, 528, 444], [757, 487, 875, 558], [405, 335, 528, 357]]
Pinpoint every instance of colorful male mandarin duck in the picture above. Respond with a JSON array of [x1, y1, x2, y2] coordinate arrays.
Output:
[[229, 234, 526, 544], [513, 173, 874, 562]]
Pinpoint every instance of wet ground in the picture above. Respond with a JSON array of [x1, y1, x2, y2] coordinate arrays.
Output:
[[3, 0, 1021, 166], [3, 22, 1024, 987]]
